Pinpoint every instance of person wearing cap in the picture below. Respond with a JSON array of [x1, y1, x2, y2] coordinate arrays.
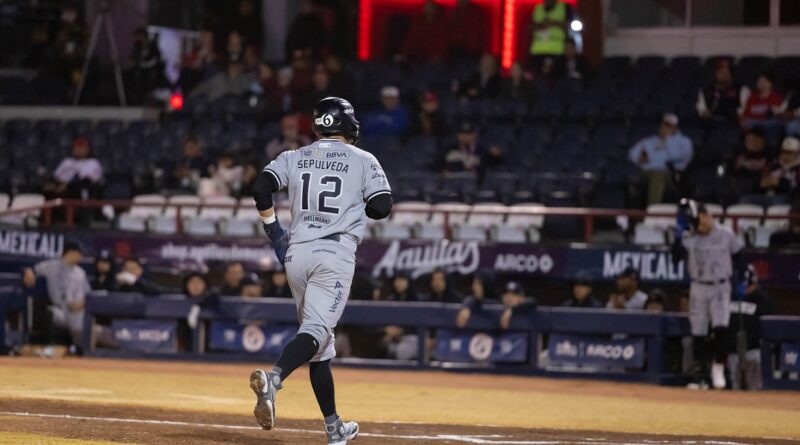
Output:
[[499, 281, 536, 330], [412, 91, 449, 138], [606, 267, 648, 311], [240, 273, 264, 298], [760, 137, 800, 198], [361, 85, 410, 138], [52, 136, 103, 201], [22, 242, 92, 346], [455, 271, 496, 328], [697, 59, 742, 122], [732, 127, 772, 196], [561, 272, 602, 308], [726, 264, 773, 390], [264, 270, 293, 298], [628, 113, 694, 205], [91, 249, 116, 291], [115, 257, 164, 295], [441, 120, 505, 175], [183, 271, 220, 330]]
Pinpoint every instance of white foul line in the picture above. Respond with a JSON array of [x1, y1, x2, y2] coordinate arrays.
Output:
[[0, 411, 767, 445]]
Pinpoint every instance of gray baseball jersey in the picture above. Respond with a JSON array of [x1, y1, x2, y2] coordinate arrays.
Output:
[[263, 138, 391, 245], [681, 223, 743, 282]]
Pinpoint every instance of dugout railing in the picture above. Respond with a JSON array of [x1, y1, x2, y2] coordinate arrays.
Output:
[[2, 198, 799, 243], [78, 293, 800, 389]]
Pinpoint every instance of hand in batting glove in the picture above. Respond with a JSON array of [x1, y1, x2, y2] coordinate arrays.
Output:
[[263, 219, 289, 264]]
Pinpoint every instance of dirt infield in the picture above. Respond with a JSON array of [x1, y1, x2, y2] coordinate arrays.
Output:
[[0, 357, 798, 445]]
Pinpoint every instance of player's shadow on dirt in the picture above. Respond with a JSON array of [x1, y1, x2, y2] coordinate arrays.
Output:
[[163, 431, 287, 444]]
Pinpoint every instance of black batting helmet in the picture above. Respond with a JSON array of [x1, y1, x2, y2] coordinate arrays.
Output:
[[312, 97, 360, 144], [678, 198, 705, 232]]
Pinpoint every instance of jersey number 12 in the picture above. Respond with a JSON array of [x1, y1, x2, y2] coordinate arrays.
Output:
[[301, 172, 342, 214]]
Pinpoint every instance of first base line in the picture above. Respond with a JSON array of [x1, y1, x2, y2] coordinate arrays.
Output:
[[0, 411, 764, 445]]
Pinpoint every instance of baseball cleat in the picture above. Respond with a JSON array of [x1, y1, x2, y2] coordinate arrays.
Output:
[[326, 418, 359, 445], [711, 363, 726, 389], [250, 369, 278, 430]]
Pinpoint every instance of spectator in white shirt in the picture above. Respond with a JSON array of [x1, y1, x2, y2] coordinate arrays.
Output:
[[53, 136, 103, 199], [607, 267, 648, 311]]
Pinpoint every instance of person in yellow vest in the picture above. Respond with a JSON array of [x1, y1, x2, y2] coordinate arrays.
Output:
[[530, 0, 573, 75]]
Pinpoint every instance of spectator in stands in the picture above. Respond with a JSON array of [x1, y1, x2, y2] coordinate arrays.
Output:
[[732, 127, 771, 196], [607, 267, 648, 310], [218, 262, 246, 296], [447, 0, 487, 59], [183, 271, 219, 330], [267, 67, 300, 115], [180, 30, 219, 94], [385, 271, 418, 302], [209, 152, 244, 197], [628, 113, 694, 205], [740, 71, 785, 144], [240, 273, 263, 298], [411, 91, 449, 138], [697, 59, 741, 122], [422, 268, 462, 303], [402, 0, 447, 62], [441, 121, 505, 175], [323, 55, 351, 99], [172, 136, 210, 191], [529, 0, 572, 75], [265, 114, 312, 161], [459, 53, 502, 100], [304, 64, 337, 108], [500, 62, 535, 101], [91, 250, 115, 292], [560, 38, 589, 81], [51, 2, 87, 88], [727, 265, 773, 390], [224, 30, 244, 64], [126, 26, 166, 105], [264, 270, 292, 298], [783, 79, 800, 137], [455, 272, 495, 328], [499, 281, 536, 330], [760, 137, 800, 198], [769, 198, 800, 248], [285, 0, 326, 59], [188, 57, 255, 105], [229, 0, 263, 49], [52, 136, 103, 200], [22, 242, 93, 347], [561, 272, 602, 308], [115, 258, 163, 295], [362, 86, 411, 138], [644, 289, 667, 313]]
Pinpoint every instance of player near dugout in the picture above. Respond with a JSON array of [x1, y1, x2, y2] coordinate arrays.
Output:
[[671, 199, 744, 390], [249, 97, 393, 444]]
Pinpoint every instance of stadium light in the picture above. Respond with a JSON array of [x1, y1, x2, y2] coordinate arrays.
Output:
[[501, 0, 517, 70], [169, 92, 184, 111], [571, 19, 583, 32]]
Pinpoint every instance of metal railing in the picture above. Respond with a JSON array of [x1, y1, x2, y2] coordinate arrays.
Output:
[[0, 198, 798, 243]]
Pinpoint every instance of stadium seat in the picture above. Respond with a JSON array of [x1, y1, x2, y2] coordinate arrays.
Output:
[[375, 201, 429, 240], [163, 195, 202, 218], [494, 203, 544, 243], [234, 197, 258, 222], [117, 213, 147, 232], [419, 202, 471, 240], [0, 193, 45, 226], [0, 193, 9, 212], [723, 204, 763, 232], [185, 217, 218, 236], [199, 196, 237, 221], [127, 194, 166, 218], [633, 204, 677, 245], [150, 215, 179, 234], [222, 219, 256, 237], [752, 204, 791, 248]]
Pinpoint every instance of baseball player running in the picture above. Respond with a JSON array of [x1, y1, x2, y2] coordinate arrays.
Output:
[[672, 198, 744, 390], [249, 97, 393, 444]]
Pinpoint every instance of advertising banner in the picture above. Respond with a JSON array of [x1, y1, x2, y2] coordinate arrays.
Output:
[[111, 319, 178, 353], [208, 321, 297, 355], [548, 334, 646, 369], [435, 330, 528, 363], [779, 343, 800, 372], [1, 228, 798, 286]]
